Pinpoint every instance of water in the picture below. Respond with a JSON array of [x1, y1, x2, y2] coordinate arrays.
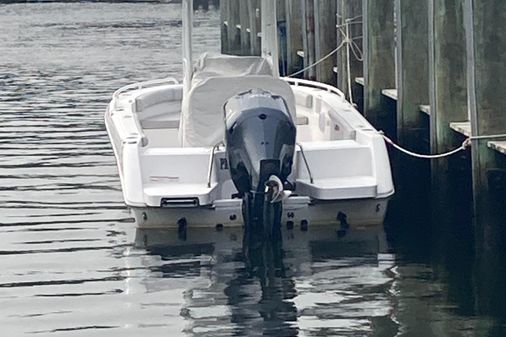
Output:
[[1, 3, 505, 336]]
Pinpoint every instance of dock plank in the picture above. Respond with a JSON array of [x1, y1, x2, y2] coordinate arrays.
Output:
[[450, 122, 506, 156], [381, 89, 398, 101], [449, 121, 471, 137], [419, 105, 431, 115], [488, 141, 506, 155]]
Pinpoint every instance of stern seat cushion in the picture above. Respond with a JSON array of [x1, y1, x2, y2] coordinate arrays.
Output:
[[135, 85, 183, 114]]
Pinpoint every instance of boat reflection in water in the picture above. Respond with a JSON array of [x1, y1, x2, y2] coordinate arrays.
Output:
[[132, 224, 397, 336]]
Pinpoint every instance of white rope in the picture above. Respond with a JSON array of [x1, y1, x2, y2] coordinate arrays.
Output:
[[345, 22, 353, 102], [287, 41, 346, 78], [381, 134, 471, 159], [336, 14, 363, 23], [336, 18, 364, 105], [346, 14, 363, 22], [350, 40, 364, 61], [335, 20, 363, 30], [469, 134, 506, 141], [380, 133, 506, 160], [287, 14, 362, 78]]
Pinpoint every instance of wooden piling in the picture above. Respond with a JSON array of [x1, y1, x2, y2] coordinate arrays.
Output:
[[428, 0, 468, 153], [220, 0, 229, 54], [395, 0, 430, 149], [314, 0, 337, 85], [248, 0, 262, 56], [362, 0, 396, 129], [336, 0, 363, 101], [239, 1, 251, 55], [226, 0, 241, 55], [285, 0, 304, 76], [277, 0, 288, 76], [465, 0, 506, 244], [302, 0, 316, 80], [428, 0, 469, 213]]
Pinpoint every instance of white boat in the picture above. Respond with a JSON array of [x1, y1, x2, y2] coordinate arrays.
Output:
[[105, 0, 394, 232]]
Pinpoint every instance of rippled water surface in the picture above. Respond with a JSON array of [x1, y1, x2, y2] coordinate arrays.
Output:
[[1, 3, 505, 336]]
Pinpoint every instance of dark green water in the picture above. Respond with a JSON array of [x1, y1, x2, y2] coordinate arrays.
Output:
[[0, 2, 505, 336]]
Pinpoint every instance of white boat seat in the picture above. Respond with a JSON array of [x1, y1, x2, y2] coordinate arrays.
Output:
[[135, 85, 183, 113], [294, 140, 377, 200], [135, 85, 183, 132], [296, 176, 377, 200], [192, 53, 273, 82], [140, 147, 219, 206], [141, 116, 180, 129], [135, 86, 183, 130]]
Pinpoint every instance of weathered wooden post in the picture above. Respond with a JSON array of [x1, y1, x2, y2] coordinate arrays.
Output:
[[239, 1, 251, 55], [362, 0, 396, 129], [227, 0, 241, 55], [428, 0, 469, 223], [285, 0, 304, 76], [464, 0, 506, 266], [277, 0, 288, 76], [395, 0, 430, 150], [314, 0, 337, 85], [248, 0, 262, 55], [428, 0, 468, 153], [302, 0, 316, 80], [261, 0, 280, 76], [220, 0, 230, 54], [337, 0, 363, 102]]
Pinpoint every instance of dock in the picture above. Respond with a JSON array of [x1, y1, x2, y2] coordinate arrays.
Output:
[[217, 0, 506, 255]]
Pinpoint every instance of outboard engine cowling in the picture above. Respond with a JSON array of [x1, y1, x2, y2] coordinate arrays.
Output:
[[224, 89, 296, 238]]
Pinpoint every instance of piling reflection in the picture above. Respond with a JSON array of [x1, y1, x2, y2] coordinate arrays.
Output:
[[474, 183, 506, 329], [386, 148, 506, 337]]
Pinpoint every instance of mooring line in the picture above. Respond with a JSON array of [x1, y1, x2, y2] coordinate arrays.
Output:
[[287, 41, 346, 78], [379, 132, 506, 160]]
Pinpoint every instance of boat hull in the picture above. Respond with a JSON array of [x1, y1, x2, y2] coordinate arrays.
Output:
[[130, 197, 390, 229], [106, 77, 395, 230]]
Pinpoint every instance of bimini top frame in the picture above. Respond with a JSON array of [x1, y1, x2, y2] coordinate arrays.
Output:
[[181, 0, 279, 98], [182, 0, 193, 96]]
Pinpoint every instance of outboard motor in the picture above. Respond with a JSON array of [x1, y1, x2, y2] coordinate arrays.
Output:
[[224, 89, 296, 238]]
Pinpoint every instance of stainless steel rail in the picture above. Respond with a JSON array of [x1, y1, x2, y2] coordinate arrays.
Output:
[[283, 77, 346, 99], [297, 143, 314, 184], [207, 142, 224, 188], [113, 77, 179, 99]]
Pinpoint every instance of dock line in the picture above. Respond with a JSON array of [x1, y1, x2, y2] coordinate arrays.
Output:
[[379, 132, 506, 160], [287, 41, 346, 78]]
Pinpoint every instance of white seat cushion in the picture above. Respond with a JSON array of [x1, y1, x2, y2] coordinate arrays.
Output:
[[135, 85, 183, 113], [192, 53, 273, 83], [296, 176, 377, 200]]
